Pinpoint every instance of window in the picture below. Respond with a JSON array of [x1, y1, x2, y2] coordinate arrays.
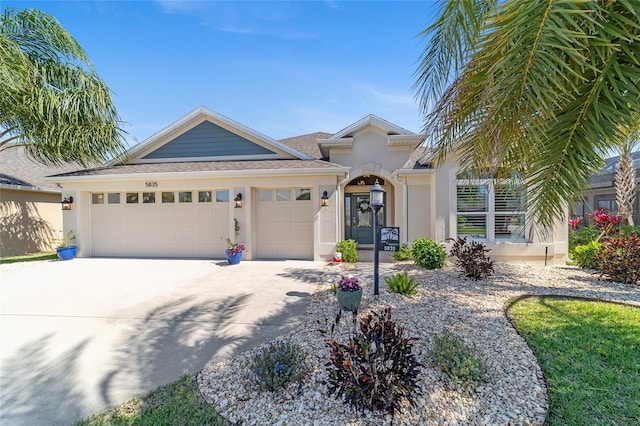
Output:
[[162, 192, 174, 203], [179, 191, 192, 202], [276, 189, 291, 201], [296, 188, 311, 201], [456, 181, 527, 242], [108, 193, 120, 204], [257, 189, 272, 201], [216, 190, 229, 202], [92, 193, 104, 204], [143, 192, 155, 203], [596, 198, 618, 213], [126, 193, 139, 204], [199, 191, 212, 202]]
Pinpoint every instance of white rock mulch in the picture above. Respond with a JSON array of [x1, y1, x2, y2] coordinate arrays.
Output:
[[197, 262, 639, 425]]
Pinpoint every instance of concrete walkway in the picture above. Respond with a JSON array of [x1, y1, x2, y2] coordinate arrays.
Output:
[[0, 258, 322, 426]]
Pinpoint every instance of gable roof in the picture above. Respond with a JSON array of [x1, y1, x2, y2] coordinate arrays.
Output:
[[0, 146, 84, 193], [279, 132, 331, 159], [116, 107, 313, 165], [328, 114, 417, 140]]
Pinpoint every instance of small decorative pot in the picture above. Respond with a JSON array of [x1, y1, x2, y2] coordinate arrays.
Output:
[[225, 249, 243, 265], [336, 287, 363, 311], [56, 246, 76, 261]]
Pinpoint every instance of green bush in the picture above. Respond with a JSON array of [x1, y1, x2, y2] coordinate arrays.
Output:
[[573, 241, 602, 269], [336, 239, 358, 263], [384, 271, 419, 295], [412, 238, 447, 269], [619, 225, 640, 237], [392, 243, 413, 261], [569, 226, 600, 254], [431, 332, 487, 386], [250, 339, 307, 391]]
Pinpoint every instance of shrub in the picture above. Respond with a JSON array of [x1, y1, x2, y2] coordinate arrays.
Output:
[[448, 237, 494, 280], [411, 238, 447, 269], [573, 241, 602, 269], [392, 243, 413, 261], [568, 226, 600, 254], [595, 234, 640, 285], [384, 271, 419, 295], [250, 339, 307, 391], [325, 307, 422, 416], [336, 239, 358, 263], [431, 332, 487, 386], [619, 225, 640, 237]]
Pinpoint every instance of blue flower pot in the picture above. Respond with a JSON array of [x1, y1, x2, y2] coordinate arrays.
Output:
[[336, 288, 362, 311], [225, 250, 243, 265], [57, 246, 76, 261]]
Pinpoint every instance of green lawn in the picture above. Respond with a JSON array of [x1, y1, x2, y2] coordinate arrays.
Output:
[[508, 296, 640, 426], [74, 375, 228, 426], [0, 251, 57, 264]]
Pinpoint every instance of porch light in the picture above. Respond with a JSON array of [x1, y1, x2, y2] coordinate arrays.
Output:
[[61, 196, 74, 211], [370, 180, 385, 296], [234, 193, 243, 208], [321, 191, 329, 207]]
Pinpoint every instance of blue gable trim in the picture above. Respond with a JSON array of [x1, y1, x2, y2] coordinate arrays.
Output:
[[142, 120, 274, 160]]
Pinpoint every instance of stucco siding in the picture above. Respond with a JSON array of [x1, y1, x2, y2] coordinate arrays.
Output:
[[0, 189, 62, 257], [143, 121, 274, 159]]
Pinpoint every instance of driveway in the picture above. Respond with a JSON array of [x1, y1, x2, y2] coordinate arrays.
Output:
[[0, 258, 322, 426]]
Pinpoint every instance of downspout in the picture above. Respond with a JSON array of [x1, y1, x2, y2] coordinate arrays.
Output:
[[393, 172, 409, 244], [336, 172, 351, 242]]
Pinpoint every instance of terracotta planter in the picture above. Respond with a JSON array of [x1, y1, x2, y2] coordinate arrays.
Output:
[[336, 288, 362, 311]]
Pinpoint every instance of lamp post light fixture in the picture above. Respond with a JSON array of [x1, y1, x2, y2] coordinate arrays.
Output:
[[369, 179, 385, 296], [321, 190, 329, 207], [234, 193, 243, 208], [61, 196, 74, 211]]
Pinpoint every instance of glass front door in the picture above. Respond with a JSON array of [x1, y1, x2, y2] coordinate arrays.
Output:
[[345, 193, 385, 244]]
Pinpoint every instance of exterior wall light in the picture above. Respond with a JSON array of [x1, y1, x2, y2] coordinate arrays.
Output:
[[61, 196, 74, 211], [321, 190, 329, 207], [370, 180, 385, 296], [234, 193, 243, 208]]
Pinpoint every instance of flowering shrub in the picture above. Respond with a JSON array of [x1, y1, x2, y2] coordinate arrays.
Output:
[[225, 238, 246, 256], [336, 275, 361, 292], [250, 339, 307, 391], [595, 234, 640, 285], [325, 307, 422, 416], [591, 209, 620, 236], [568, 216, 583, 230]]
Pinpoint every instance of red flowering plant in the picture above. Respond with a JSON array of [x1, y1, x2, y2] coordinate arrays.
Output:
[[337, 275, 361, 292], [590, 209, 620, 241], [568, 216, 582, 230], [226, 239, 246, 256]]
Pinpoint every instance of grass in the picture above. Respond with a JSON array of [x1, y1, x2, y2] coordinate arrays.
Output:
[[0, 251, 57, 264], [74, 374, 228, 426], [507, 296, 640, 426]]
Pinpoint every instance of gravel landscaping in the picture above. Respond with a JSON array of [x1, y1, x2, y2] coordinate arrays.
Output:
[[197, 262, 639, 425]]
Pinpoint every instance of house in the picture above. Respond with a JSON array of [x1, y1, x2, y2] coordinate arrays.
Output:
[[0, 146, 82, 257], [574, 151, 640, 225], [48, 107, 567, 263]]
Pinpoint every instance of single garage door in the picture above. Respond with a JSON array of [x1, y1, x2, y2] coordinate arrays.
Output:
[[90, 190, 229, 258], [255, 187, 314, 259]]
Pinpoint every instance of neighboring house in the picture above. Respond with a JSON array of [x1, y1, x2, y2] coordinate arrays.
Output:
[[574, 151, 640, 224], [48, 107, 567, 263], [0, 146, 82, 257]]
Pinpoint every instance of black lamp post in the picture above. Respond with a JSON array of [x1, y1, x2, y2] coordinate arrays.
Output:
[[370, 179, 385, 296]]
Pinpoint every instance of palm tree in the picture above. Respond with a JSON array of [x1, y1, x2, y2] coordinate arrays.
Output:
[[615, 123, 639, 225], [0, 8, 126, 166], [413, 0, 640, 233]]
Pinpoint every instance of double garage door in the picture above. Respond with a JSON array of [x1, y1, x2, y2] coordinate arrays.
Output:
[[90, 187, 314, 259]]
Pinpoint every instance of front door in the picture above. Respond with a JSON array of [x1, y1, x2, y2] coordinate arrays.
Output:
[[345, 193, 374, 244]]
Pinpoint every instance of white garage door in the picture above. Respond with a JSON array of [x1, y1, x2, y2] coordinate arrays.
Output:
[[90, 190, 229, 258], [255, 187, 314, 259]]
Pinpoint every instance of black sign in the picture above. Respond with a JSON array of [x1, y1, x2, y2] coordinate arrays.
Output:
[[379, 227, 400, 252]]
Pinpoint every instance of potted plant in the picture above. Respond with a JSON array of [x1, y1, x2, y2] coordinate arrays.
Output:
[[56, 231, 77, 261], [335, 275, 362, 311], [225, 219, 246, 265]]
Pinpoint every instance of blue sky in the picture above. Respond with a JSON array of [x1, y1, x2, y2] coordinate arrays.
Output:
[[6, 1, 439, 147]]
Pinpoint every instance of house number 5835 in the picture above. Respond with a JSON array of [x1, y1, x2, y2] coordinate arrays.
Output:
[[145, 181, 158, 187]]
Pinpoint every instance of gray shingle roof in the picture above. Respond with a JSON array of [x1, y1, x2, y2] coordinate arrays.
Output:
[[0, 146, 84, 192], [49, 159, 346, 178], [279, 132, 331, 159]]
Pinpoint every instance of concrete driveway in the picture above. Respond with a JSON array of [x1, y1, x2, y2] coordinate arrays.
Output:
[[0, 258, 322, 426]]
